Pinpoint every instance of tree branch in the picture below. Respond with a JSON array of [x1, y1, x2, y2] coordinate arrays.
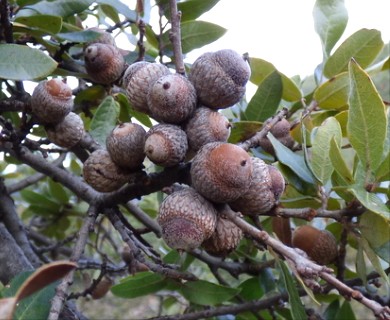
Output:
[[169, 0, 185, 75]]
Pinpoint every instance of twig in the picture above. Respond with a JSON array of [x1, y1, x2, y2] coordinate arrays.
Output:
[[48, 205, 98, 320], [169, 0, 185, 75]]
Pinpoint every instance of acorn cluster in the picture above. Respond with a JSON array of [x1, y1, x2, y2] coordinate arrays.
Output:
[[30, 28, 291, 257]]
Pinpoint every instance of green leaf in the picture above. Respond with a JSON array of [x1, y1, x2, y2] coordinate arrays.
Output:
[[90, 96, 119, 146], [314, 72, 349, 110], [20, 189, 61, 211], [48, 179, 69, 204], [111, 272, 167, 298], [313, 0, 348, 58], [114, 93, 153, 128], [329, 137, 354, 184], [268, 133, 316, 184], [278, 261, 306, 320], [281, 74, 303, 102], [324, 299, 340, 320], [56, 30, 102, 43], [14, 15, 62, 34], [0, 44, 57, 80], [228, 121, 262, 144], [178, 21, 226, 54], [96, 0, 137, 21], [356, 239, 367, 286], [245, 71, 282, 122], [178, 0, 220, 22], [179, 280, 240, 306], [375, 152, 390, 182], [335, 300, 356, 320], [310, 117, 342, 184], [361, 237, 390, 285], [360, 212, 390, 263], [349, 186, 389, 218], [18, 0, 93, 18], [324, 29, 384, 78], [238, 277, 264, 301], [348, 59, 387, 174]]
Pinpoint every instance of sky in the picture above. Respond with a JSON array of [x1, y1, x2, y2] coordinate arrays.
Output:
[[186, 0, 390, 79]]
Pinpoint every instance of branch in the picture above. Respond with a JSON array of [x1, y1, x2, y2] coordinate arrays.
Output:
[[48, 205, 98, 320], [169, 0, 185, 75], [0, 98, 28, 112]]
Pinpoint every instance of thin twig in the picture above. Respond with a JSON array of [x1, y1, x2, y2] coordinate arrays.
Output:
[[169, 0, 185, 75]]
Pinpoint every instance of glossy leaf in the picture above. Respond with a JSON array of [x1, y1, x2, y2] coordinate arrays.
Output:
[[313, 0, 348, 58], [14, 15, 62, 34], [324, 29, 384, 78], [281, 74, 303, 102], [179, 280, 240, 306], [360, 212, 390, 263], [178, 0, 220, 22], [238, 277, 264, 301], [0, 44, 57, 80], [228, 121, 262, 144], [349, 186, 389, 218], [96, 0, 137, 21], [314, 72, 349, 109], [90, 96, 119, 146], [245, 71, 282, 122], [111, 272, 167, 298], [18, 0, 93, 18], [310, 117, 342, 184], [348, 59, 387, 174], [329, 137, 354, 184], [268, 133, 316, 184], [278, 261, 306, 320]]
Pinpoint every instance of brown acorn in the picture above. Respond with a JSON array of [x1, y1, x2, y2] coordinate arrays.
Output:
[[190, 142, 252, 203], [144, 124, 188, 167], [45, 112, 85, 148], [84, 27, 116, 48], [184, 106, 231, 152], [292, 225, 338, 265], [123, 62, 170, 114], [229, 158, 285, 216], [202, 214, 243, 257], [106, 122, 146, 170], [148, 73, 197, 124], [271, 216, 292, 247], [83, 149, 131, 192], [259, 118, 294, 155], [90, 276, 113, 300], [31, 78, 73, 124], [157, 187, 217, 251], [84, 43, 125, 84], [189, 49, 251, 109]]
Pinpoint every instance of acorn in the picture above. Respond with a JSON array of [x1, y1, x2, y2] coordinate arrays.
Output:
[[144, 124, 188, 167], [190, 142, 252, 203], [202, 214, 243, 257], [157, 187, 217, 251], [292, 225, 338, 265], [90, 276, 113, 300], [189, 49, 251, 109], [148, 73, 197, 124], [83, 149, 131, 192], [184, 106, 231, 152], [106, 122, 146, 171], [271, 216, 292, 247], [229, 158, 285, 216], [259, 118, 295, 155], [123, 62, 170, 114], [31, 78, 73, 124], [84, 27, 116, 48], [45, 112, 85, 148], [84, 43, 125, 84]]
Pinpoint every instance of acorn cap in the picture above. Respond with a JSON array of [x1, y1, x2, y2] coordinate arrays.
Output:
[[106, 122, 146, 170], [84, 27, 117, 48], [148, 73, 197, 124], [45, 112, 85, 148], [184, 106, 231, 152], [158, 187, 217, 251], [83, 149, 131, 192], [31, 79, 73, 125], [259, 119, 294, 155], [190, 142, 252, 203], [123, 62, 170, 114], [202, 214, 243, 257], [144, 124, 188, 167], [189, 49, 251, 109], [292, 225, 338, 265]]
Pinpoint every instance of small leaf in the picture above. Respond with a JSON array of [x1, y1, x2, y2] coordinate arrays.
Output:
[[324, 29, 384, 78], [111, 272, 167, 298], [238, 277, 264, 301], [0, 44, 57, 80], [329, 137, 354, 184], [14, 15, 62, 34], [48, 179, 69, 204], [268, 133, 315, 184], [310, 117, 342, 184], [324, 299, 340, 320], [314, 72, 349, 110], [178, 0, 220, 22], [335, 300, 356, 320], [228, 121, 262, 144], [278, 261, 306, 320], [245, 71, 282, 122], [179, 280, 240, 306], [96, 0, 137, 21], [20, 189, 61, 211], [375, 152, 390, 182], [90, 96, 119, 146], [348, 59, 387, 174], [313, 0, 348, 58]]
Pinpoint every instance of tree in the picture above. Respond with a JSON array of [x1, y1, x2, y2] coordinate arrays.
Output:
[[0, 0, 389, 319]]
